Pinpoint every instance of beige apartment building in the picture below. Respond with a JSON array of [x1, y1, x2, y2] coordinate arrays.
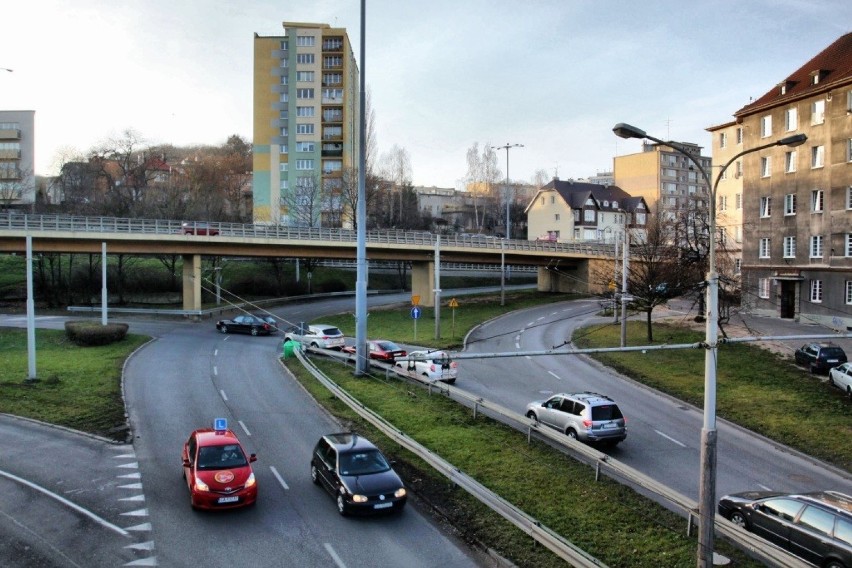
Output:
[[735, 32, 852, 326], [706, 120, 745, 278]]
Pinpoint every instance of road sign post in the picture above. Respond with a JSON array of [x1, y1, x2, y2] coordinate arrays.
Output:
[[448, 298, 459, 338], [410, 306, 421, 341]]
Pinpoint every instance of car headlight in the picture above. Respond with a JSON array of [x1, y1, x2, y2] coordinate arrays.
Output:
[[194, 477, 210, 492], [244, 472, 256, 488], [351, 494, 368, 503], [394, 488, 407, 498]]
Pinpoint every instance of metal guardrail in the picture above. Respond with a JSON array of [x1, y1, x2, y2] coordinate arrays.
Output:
[[0, 212, 616, 257]]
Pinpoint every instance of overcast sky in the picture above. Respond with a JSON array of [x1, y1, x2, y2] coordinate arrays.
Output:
[[2, 1, 850, 188]]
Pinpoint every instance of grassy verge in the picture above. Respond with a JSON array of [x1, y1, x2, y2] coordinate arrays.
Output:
[[573, 322, 852, 472], [284, 356, 760, 567], [0, 328, 148, 440]]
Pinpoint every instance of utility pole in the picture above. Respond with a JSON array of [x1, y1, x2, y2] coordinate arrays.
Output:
[[620, 229, 629, 347]]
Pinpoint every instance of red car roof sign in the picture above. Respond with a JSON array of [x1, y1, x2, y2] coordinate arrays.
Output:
[[214, 418, 228, 432]]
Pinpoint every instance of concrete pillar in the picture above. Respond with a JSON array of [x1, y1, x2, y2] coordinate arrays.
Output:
[[536, 260, 594, 294], [411, 261, 435, 307], [182, 254, 202, 314]]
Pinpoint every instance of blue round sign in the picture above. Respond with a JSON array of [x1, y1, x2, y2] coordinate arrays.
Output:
[[410, 307, 421, 319]]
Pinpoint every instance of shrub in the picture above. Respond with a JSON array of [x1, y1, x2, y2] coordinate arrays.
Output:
[[64, 320, 129, 346]]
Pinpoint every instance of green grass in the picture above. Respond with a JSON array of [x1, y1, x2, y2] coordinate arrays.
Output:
[[0, 328, 148, 439], [573, 322, 852, 472], [285, 356, 761, 568]]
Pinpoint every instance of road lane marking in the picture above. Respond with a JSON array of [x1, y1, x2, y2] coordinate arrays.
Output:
[[537, 316, 545, 321], [270, 466, 289, 490], [238, 420, 251, 436], [0, 468, 129, 536], [220, 389, 228, 401], [548, 371, 561, 380], [654, 430, 686, 447], [214, 349, 218, 357], [526, 355, 532, 360], [758, 483, 772, 491], [213, 366, 218, 376], [324, 543, 347, 568]]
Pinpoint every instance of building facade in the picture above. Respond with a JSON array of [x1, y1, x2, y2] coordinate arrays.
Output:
[[736, 32, 852, 327], [0, 110, 35, 209], [706, 120, 745, 278], [253, 22, 359, 226]]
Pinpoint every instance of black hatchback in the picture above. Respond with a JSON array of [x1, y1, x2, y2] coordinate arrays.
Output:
[[794, 343, 847, 374], [310, 433, 407, 516]]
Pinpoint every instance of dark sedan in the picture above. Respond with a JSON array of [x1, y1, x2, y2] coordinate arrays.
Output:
[[342, 340, 407, 362], [215, 314, 274, 336], [718, 490, 852, 567], [794, 342, 847, 374], [310, 433, 406, 516]]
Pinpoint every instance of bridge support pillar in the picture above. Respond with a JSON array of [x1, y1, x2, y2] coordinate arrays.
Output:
[[182, 254, 202, 316], [537, 259, 597, 294], [411, 261, 435, 307]]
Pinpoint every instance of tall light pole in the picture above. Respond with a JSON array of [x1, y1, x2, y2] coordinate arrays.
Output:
[[491, 143, 523, 240], [1, 68, 12, 73], [613, 123, 806, 568]]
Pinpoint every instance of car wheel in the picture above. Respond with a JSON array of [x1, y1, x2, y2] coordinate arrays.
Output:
[[526, 411, 538, 422], [310, 342, 319, 349], [809, 363, 817, 374], [250, 327, 259, 336], [336, 495, 348, 516], [565, 428, 578, 440], [310, 465, 320, 485], [729, 511, 748, 529], [219, 325, 228, 334], [823, 561, 844, 568], [447, 379, 456, 385], [829, 375, 835, 386], [847, 386, 852, 399]]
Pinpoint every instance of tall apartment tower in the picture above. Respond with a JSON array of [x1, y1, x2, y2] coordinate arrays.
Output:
[[0, 110, 36, 209], [253, 22, 359, 226]]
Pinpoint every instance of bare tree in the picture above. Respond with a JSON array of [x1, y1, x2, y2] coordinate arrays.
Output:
[[284, 174, 323, 227], [0, 166, 34, 211], [379, 144, 412, 227]]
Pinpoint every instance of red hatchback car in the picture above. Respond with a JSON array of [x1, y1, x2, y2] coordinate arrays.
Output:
[[342, 340, 407, 362], [181, 425, 257, 510]]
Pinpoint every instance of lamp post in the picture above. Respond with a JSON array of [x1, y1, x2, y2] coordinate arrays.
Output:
[[491, 143, 523, 240], [613, 123, 806, 567], [1, 68, 12, 73]]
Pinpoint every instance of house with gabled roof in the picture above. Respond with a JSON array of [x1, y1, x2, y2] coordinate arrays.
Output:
[[525, 178, 648, 243]]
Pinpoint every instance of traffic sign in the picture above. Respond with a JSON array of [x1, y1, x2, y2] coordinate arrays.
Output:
[[213, 418, 228, 431], [410, 307, 421, 319], [448, 298, 459, 308], [411, 295, 420, 306]]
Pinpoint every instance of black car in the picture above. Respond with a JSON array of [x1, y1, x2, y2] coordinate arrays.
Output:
[[310, 433, 407, 516], [215, 314, 273, 336], [718, 490, 852, 567], [794, 342, 847, 374], [253, 313, 279, 333]]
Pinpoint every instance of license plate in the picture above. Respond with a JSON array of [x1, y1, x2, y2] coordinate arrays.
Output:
[[600, 423, 615, 429], [373, 502, 393, 509], [218, 496, 239, 504], [828, 359, 838, 363]]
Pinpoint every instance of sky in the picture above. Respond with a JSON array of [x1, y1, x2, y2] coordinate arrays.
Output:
[[2, 1, 850, 189]]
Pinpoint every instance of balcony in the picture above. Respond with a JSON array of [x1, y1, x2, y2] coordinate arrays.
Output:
[[0, 129, 21, 140], [322, 143, 343, 157], [0, 150, 21, 159], [322, 39, 343, 52], [0, 167, 21, 180]]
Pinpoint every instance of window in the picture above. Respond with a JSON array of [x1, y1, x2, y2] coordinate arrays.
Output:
[[279, 145, 288, 154], [554, 213, 560, 221], [295, 159, 314, 170], [810, 235, 823, 258], [296, 71, 314, 82], [296, 53, 315, 64], [296, 88, 314, 99], [784, 194, 796, 216], [583, 209, 595, 223], [322, 88, 343, 101], [783, 236, 796, 258], [848, 90, 852, 113], [846, 233, 852, 257], [296, 35, 315, 47], [279, 75, 288, 85], [718, 195, 727, 211], [811, 99, 825, 125], [847, 281, 852, 305], [761, 156, 771, 177], [848, 187, 852, 210], [784, 150, 797, 173], [758, 278, 770, 298], [296, 141, 315, 152], [785, 107, 798, 131], [279, 179, 288, 190], [323, 56, 342, 68], [798, 506, 835, 535], [323, 160, 342, 173], [760, 115, 772, 138], [735, 193, 742, 210], [550, 196, 555, 204], [811, 146, 824, 168], [323, 73, 342, 85], [279, 163, 288, 172], [735, 160, 743, 178], [759, 238, 771, 258], [279, 93, 289, 103], [736, 127, 743, 144], [296, 123, 314, 134], [296, 106, 315, 117], [811, 189, 824, 213], [735, 258, 741, 273], [719, 132, 727, 148], [279, 127, 288, 137], [810, 280, 823, 303], [760, 196, 771, 218], [734, 225, 742, 242], [848, 139, 852, 162]]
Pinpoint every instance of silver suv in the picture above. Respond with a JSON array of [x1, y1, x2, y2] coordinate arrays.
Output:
[[283, 324, 345, 350], [525, 392, 626, 446]]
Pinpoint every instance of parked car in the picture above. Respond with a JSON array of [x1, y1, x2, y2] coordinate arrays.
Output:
[[794, 342, 847, 374], [283, 324, 345, 350], [525, 392, 627, 446], [181, 222, 219, 236], [829, 362, 852, 398], [181, 422, 257, 510], [215, 314, 274, 336], [718, 490, 852, 567], [310, 432, 407, 516], [342, 340, 407, 362], [396, 350, 457, 383]]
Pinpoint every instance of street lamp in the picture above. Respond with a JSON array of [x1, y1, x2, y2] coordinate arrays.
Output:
[[612, 122, 806, 567], [491, 143, 523, 240], [1, 68, 12, 73]]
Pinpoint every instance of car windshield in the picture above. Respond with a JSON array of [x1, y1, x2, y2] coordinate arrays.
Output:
[[197, 444, 248, 470], [320, 327, 342, 336], [338, 449, 390, 476], [376, 341, 401, 351], [591, 404, 623, 421]]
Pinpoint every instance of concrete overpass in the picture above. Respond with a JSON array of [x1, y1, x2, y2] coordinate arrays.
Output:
[[0, 214, 615, 309]]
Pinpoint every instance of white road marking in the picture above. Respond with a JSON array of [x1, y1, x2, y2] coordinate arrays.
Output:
[[118, 483, 143, 490], [526, 355, 532, 360], [270, 466, 289, 490], [758, 483, 772, 491], [238, 420, 251, 436], [213, 366, 218, 376], [125, 541, 155, 551], [214, 349, 218, 357], [124, 557, 158, 566], [113, 453, 135, 459], [537, 316, 545, 321], [124, 523, 152, 531], [515, 342, 520, 349], [117, 462, 139, 469], [551, 312, 559, 316], [120, 508, 148, 517], [0, 468, 129, 536], [324, 543, 347, 568], [527, 321, 536, 327], [654, 430, 686, 447], [548, 371, 561, 380], [119, 495, 146, 502], [220, 389, 228, 401]]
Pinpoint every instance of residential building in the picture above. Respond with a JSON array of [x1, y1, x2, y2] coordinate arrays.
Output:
[[706, 120, 746, 278], [736, 32, 852, 327], [0, 110, 35, 210], [253, 22, 359, 227], [525, 179, 648, 243], [583, 171, 614, 186]]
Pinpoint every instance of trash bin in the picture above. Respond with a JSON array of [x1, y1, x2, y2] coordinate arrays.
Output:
[[282, 341, 301, 358]]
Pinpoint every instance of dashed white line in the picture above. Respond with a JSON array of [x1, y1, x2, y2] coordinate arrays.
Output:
[[548, 370, 561, 380], [654, 429, 686, 447], [324, 543, 347, 568], [220, 389, 228, 401], [270, 466, 289, 490], [527, 321, 536, 327], [213, 366, 218, 376], [238, 420, 251, 436], [525, 355, 532, 360], [758, 483, 772, 491], [536, 316, 545, 321], [214, 349, 218, 357]]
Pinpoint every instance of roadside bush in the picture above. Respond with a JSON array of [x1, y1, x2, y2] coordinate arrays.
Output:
[[64, 320, 129, 346], [315, 277, 346, 293]]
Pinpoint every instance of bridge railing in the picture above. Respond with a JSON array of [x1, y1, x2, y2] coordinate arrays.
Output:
[[0, 212, 616, 256]]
